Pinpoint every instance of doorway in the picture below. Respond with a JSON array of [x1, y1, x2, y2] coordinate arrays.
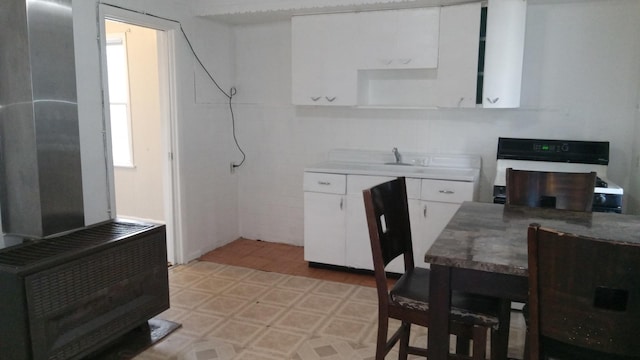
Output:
[[99, 6, 181, 265]]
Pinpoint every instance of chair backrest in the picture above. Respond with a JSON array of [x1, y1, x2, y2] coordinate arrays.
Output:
[[527, 224, 640, 359], [506, 168, 596, 212], [363, 177, 415, 295]]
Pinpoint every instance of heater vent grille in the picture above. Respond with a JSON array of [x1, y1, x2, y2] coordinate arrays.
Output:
[[0, 221, 154, 268], [26, 233, 165, 317], [24, 225, 168, 359]]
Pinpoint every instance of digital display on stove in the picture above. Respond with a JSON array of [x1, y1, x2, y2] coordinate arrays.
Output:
[[533, 143, 568, 152]]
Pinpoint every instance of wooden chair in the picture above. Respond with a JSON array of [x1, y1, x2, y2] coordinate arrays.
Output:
[[527, 224, 640, 360], [363, 177, 509, 360], [506, 168, 596, 212]]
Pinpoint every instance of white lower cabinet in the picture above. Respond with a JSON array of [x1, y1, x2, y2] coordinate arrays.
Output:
[[304, 172, 476, 274], [303, 173, 347, 266]]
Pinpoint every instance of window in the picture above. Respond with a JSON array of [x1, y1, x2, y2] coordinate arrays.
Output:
[[106, 34, 134, 167]]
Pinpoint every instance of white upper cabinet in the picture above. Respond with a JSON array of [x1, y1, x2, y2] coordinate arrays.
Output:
[[482, 0, 527, 108], [291, 13, 358, 106], [436, 2, 481, 108], [357, 8, 440, 70]]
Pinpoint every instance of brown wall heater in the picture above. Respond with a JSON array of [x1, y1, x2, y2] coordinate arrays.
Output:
[[0, 219, 169, 359]]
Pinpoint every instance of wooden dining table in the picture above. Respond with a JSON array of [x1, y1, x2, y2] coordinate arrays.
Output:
[[424, 201, 640, 360]]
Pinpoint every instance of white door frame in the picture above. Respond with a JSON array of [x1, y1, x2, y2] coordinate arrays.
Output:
[[98, 4, 184, 264]]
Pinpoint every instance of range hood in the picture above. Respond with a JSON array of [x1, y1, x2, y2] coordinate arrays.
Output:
[[0, 0, 84, 238]]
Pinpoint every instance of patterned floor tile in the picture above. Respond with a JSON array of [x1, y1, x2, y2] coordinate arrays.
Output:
[[244, 270, 287, 286], [294, 294, 342, 315], [223, 282, 270, 300], [258, 288, 305, 307], [293, 336, 364, 360], [278, 275, 320, 292], [176, 339, 238, 360], [235, 302, 286, 325], [249, 328, 307, 357], [197, 295, 250, 316], [206, 320, 264, 347], [334, 300, 378, 322], [191, 277, 236, 294], [176, 311, 224, 335], [171, 290, 215, 309], [273, 309, 326, 334], [317, 317, 371, 343], [142, 331, 195, 358], [234, 349, 282, 360], [349, 287, 378, 304], [312, 282, 354, 299], [170, 271, 205, 289], [215, 265, 254, 281]]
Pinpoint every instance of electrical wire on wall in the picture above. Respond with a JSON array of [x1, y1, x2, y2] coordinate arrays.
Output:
[[98, 2, 246, 169]]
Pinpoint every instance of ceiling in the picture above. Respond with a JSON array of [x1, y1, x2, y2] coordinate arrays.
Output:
[[194, 0, 602, 25]]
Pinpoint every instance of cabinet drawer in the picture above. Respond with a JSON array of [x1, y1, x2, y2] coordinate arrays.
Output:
[[304, 172, 346, 194], [420, 179, 473, 203], [347, 175, 395, 194]]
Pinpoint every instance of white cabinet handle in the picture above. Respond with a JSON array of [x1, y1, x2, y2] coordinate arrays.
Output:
[[423, 205, 427, 218], [486, 97, 500, 104], [399, 58, 412, 65], [379, 59, 393, 65], [318, 181, 331, 186], [311, 96, 321, 102], [325, 96, 336, 102], [457, 97, 465, 107], [339, 198, 344, 210], [439, 190, 455, 194]]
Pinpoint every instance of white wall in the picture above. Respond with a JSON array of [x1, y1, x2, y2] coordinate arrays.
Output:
[[232, 0, 640, 246], [72, 0, 239, 262]]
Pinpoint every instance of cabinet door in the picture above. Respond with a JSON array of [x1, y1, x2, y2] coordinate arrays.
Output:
[[345, 193, 373, 270], [436, 2, 481, 108], [303, 192, 346, 266], [345, 175, 395, 271], [357, 8, 439, 70], [482, 0, 527, 108], [417, 201, 461, 268], [292, 13, 358, 106]]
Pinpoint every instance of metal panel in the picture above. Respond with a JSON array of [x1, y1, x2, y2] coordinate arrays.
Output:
[[0, 0, 84, 238]]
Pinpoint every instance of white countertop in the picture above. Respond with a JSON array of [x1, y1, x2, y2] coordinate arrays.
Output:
[[305, 149, 482, 182], [305, 161, 480, 182]]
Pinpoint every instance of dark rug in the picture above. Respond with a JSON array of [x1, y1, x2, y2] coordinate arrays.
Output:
[[85, 318, 181, 359]]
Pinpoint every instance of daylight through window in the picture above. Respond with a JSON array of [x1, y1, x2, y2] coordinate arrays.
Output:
[[106, 34, 134, 167]]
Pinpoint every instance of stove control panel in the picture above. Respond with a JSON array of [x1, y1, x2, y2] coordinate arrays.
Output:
[[497, 138, 609, 165]]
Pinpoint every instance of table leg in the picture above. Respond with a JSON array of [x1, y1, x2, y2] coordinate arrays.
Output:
[[428, 264, 451, 360], [492, 299, 512, 360]]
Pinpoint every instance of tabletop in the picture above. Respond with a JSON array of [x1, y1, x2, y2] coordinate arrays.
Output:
[[425, 201, 640, 277]]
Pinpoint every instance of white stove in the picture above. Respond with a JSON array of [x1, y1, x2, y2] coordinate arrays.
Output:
[[492, 138, 623, 213]]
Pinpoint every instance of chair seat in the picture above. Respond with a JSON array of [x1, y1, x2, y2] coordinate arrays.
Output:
[[390, 267, 501, 330]]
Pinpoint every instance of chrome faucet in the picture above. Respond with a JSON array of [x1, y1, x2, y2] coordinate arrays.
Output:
[[392, 147, 402, 164]]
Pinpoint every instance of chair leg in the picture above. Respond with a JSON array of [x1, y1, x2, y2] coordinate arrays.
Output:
[[472, 326, 488, 360], [398, 322, 411, 360], [376, 316, 389, 360]]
